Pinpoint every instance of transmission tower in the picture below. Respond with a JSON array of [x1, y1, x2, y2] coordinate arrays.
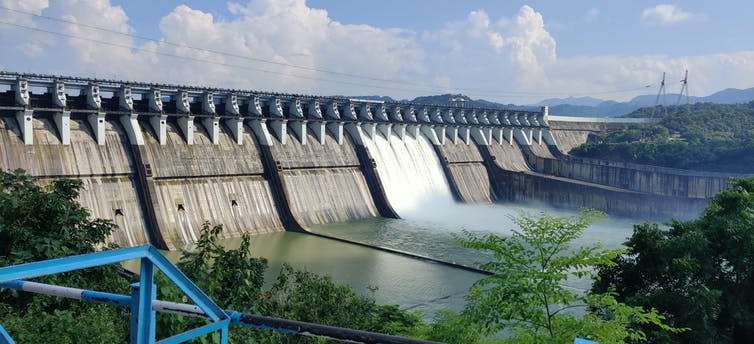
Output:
[[652, 72, 668, 118], [676, 69, 689, 106]]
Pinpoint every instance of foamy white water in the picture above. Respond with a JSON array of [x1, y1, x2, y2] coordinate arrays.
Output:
[[364, 132, 456, 214]]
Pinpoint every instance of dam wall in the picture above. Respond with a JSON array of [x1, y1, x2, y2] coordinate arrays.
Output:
[[523, 142, 733, 199], [0, 73, 741, 249], [547, 118, 612, 153], [138, 120, 283, 250], [0, 116, 148, 246], [478, 144, 708, 220], [268, 132, 378, 226], [434, 141, 493, 203]]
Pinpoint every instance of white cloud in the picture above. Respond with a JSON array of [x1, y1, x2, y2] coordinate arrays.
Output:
[[0, 1, 752, 104], [641, 4, 701, 26], [0, 0, 48, 25]]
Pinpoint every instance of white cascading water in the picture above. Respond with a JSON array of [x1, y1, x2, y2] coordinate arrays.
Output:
[[363, 132, 456, 216], [363, 131, 519, 233]]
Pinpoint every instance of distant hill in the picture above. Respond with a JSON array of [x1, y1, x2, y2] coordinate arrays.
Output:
[[345, 87, 754, 117]]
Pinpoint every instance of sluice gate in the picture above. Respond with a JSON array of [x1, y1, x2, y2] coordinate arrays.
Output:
[[0, 72, 736, 248]]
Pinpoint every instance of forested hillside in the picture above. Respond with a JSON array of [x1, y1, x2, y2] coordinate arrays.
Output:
[[569, 102, 754, 173]]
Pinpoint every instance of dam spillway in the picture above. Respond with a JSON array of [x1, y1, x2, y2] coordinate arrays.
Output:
[[0, 116, 148, 247], [361, 133, 455, 215], [139, 119, 283, 249], [0, 72, 741, 250], [269, 131, 378, 225]]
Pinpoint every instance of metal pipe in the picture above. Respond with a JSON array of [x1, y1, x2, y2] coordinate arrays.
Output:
[[0, 280, 439, 344]]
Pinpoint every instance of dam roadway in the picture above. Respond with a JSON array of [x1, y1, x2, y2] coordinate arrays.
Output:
[[0, 72, 736, 250]]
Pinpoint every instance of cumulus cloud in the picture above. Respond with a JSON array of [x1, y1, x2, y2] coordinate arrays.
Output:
[[641, 4, 701, 26], [0, 0, 752, 104]]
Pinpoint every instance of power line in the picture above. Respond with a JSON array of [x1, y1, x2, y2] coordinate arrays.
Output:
[[0, 20, 453, 95], [0, 7, 656, 99], [0, 5, 419, 86]]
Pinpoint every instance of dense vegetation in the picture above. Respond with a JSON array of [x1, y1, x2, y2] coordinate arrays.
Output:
[[594, 177, 754, 343], [0, 170, 422, 343], [457, 210, 677, 343], [569, 102, 754, 173], [17, 170, 754, 343]]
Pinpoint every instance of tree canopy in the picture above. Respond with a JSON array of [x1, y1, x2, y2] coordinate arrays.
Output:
[[569, 102, 754, 172], [594, 177, 754, 343], [457, 209, 677, 343]]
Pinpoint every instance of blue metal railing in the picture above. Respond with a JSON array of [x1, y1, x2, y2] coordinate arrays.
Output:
[[0, 245, 437, 344]]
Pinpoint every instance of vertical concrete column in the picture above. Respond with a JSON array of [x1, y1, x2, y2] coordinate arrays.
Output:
[[389, 106, 406, 140], [14, 78, 33, 145], [201, 116, 220, 144], [288, 98, 307, 145], [307, 99, 326, 144], [120, 114, 145, 145], [50, 80, 70, 145], [377, 122, 392, 142], [309, 121, 326, 144], [149, 115, 168, 145], [492, 127, 504, 144], [344, 122, 364, 145], [406, 124, 420, 139], [53, 111, 71, 145], [433, 126, 447, 145], [421, 125, 441, 145], [87, 112, 106, 145], [176, 90, 191, 114], [224, 117, 244, 145], [458, 126, 470, 144], [16, 109, 33, 145], [324, 100, 343, 144], [359, 103, 376, 139], [542, 129, 557, 146], [249, 119, 273, 146], [224, 93, 242, 145], [326, 122, 344, 144], [177, 116, 195, 145], [289, 120, 307, 145], [268, 97, 287, 144], [392, 124, 406, 140], [269, 119, 288, 144], [513, 128, 531, 145], [446, 126, 458, 144], [484, 128, 493, 144], [471, 127, 489, 145]]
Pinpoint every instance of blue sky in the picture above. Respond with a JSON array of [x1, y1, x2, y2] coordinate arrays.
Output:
[[1, 0, 753, 103]]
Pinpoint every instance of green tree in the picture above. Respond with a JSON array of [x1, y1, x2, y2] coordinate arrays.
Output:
[[0, 169, 130, 341], [594, 177, 754, 343], [0, 171, 427, 343], [458, 210, 678, 343], [570, 101, 754, 173]]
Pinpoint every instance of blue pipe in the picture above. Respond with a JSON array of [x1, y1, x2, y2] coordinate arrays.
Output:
[[0, 280, 439, 344]]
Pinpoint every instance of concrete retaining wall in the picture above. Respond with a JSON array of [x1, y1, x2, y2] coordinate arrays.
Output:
[[0, 116, 148, 246], [269, 132, 379, 226], [434, 142, 493, 203]]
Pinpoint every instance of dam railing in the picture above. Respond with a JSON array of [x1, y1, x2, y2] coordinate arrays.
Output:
[[0, 245, 438, 344]]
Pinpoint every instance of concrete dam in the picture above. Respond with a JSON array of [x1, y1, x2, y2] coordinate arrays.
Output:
[[0, 72, 735, 249]]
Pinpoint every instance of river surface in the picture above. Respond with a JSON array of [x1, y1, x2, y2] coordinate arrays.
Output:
[[161, 201, 643, 317]]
